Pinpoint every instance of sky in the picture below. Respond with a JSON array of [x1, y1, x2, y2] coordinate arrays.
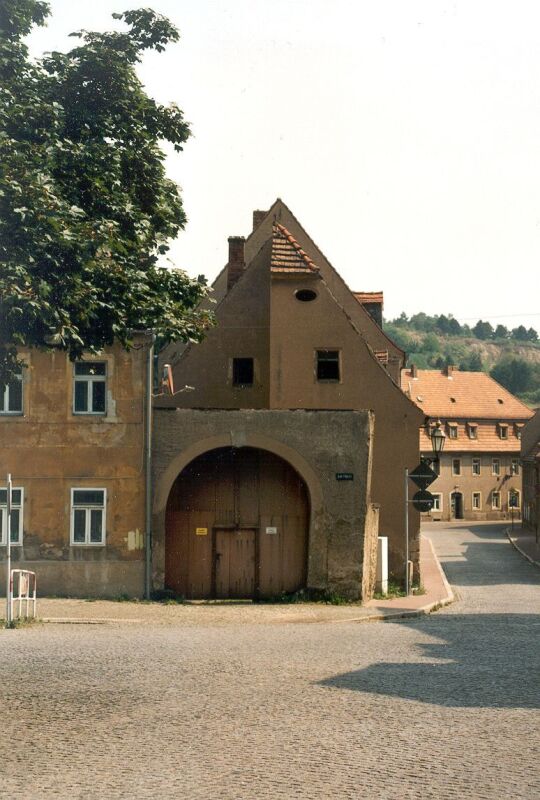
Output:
[[27, 0, 540, 330]]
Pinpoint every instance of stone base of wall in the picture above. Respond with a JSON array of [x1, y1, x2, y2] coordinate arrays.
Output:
[[8, 560, 145, 599]]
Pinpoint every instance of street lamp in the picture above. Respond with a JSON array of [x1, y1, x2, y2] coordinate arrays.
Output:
[[430, 421, 446, 460]]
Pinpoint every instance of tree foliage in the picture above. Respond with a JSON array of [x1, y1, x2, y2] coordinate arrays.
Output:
[[490, 358, 534, 395], [0, 1, 212, 386]]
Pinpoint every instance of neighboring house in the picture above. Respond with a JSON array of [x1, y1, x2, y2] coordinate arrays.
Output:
[[153, 199, 424, 601], [522, 408, 540, 539], [0, 336, 151, 597], [401, 365, 534, 521]]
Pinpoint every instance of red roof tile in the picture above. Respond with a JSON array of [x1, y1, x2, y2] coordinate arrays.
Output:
[[401, 368, 534, 420], [271, 224, 319, 273], [354, 291, 384, 305]]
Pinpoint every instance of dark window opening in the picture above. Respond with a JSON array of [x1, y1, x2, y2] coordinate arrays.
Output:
[[317, 350, 340, 381], [295, 289, 318, 302], [233, 358, 254, 386]]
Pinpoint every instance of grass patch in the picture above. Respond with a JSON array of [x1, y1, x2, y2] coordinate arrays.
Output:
[[256, 588, 353, 605]]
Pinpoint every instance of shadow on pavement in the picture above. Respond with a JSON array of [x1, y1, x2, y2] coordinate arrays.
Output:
[[438, 541, 540, 587], [319, 613, 540, 709]]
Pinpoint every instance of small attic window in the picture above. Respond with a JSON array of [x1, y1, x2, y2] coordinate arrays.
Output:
[[498, 398, 504, 404], [450, 397, 456, 403], [295, 289, 317, 302], [416, 395, 424, 402]]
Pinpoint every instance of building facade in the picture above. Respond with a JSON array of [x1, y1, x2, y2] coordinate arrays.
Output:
[[0, 338, 151, 597], [522, 408, 540, 538], [154, 199, 424, 600], [401, 365, 534, 521]]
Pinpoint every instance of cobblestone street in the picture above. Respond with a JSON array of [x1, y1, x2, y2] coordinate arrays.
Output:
[[1, 522, 539, 799]]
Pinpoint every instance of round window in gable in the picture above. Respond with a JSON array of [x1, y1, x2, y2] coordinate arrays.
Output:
[[295, 289, 318, 302]]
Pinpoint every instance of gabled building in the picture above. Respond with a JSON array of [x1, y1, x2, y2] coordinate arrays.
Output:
[[401, 365, 534, 520], [153, 199, 424, 600]]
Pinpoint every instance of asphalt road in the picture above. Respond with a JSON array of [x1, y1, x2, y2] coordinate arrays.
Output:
[[1, 522, 539, 799]]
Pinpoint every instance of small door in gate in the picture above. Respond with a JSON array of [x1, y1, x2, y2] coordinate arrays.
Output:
[[215, 528, 256, 599]]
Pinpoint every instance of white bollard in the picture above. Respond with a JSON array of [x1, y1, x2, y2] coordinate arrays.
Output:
[[376, 536, 388, 595]]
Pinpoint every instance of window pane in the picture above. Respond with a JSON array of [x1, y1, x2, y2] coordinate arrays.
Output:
[[75, 362, 106, 376], [317, 351, 340, 381], [73, 490, 104, 506], [7, 378, 22, 412], [10, 509, 20, 542], [90, 510, 103, 543], [74, 380, 88, 412], [92, 380, 106, 412], [232, 358, 254, 386], [73, 509, 86, 542], [0, 489, 21, 505], [0, 510, 3, 542]]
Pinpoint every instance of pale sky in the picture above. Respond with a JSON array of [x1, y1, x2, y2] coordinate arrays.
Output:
[[27, 0, 540, 330]]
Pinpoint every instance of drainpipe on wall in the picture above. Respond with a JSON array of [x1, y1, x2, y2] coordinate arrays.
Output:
[[145, 333, 156, 600]]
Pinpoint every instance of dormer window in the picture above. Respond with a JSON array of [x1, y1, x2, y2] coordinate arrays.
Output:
[[498, 423, 508, 440], [467, 423, 478, 440], [447, 422, 458, 439]]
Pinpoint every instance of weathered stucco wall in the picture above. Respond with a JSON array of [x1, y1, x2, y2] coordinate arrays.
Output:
[[0, 344, 148, 598], [153, 408, 375, 600]]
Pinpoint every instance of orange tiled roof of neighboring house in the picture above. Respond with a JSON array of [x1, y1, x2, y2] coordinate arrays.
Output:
[[271, 224, 319, 273], [354, 291, 384, 305], [401, 368, 534, 420]]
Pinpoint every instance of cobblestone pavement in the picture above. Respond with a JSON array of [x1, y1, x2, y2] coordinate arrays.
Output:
[[1, 522, 539, 800]]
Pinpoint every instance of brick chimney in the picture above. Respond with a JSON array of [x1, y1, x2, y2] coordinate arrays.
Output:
[[252, 210, 267, 230], [227, 236, 246, 291], [443, 364, 455, 377], [410, 363, 417, 378]]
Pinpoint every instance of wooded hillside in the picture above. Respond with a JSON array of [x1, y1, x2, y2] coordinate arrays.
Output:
[[384, 313, 540, 407]]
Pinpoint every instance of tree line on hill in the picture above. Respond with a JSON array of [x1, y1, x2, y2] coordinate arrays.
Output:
[[389, 312, 538, 343]]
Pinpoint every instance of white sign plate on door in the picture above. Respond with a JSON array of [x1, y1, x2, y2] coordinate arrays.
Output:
[[266, 526, 277, 535]]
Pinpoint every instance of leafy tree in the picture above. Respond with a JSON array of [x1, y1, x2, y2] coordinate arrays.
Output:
[[491, 358, 533, 395], [447, 317, 462, 336], [421, 333, 439, 353], [0, 1, 211, 386], [472, 320, 494, 340], [527, 327, 538, 342], [494, 324, 509, 339], [459, 351, 483, 371], [409, 312, 435, 332], [510, 325, 529, 341]]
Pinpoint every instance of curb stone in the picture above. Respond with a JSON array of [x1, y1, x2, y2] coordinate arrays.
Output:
[[506, 527, 540, 569]]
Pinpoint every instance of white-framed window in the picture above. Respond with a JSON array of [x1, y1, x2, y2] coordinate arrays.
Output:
[[511, 459, 520, 476], [0, 370, 23, 415], [467, 423, 478, 439], [0, 487, 24, 545], [431, 493, 442, 512], [492, 458, 500, 476], [73, 362, 107, 415], [508, 490, 520, 509], [498, 423, 508, 440], [472, 492, 482, 510], [452, 458, 461, 476], [70, 488, 106, 545], [491, 491, 501, 510], [447, 423, 458, 439], [472, 458, 481, 476]]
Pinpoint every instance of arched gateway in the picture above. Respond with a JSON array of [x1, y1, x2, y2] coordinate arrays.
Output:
[[165, 447, 310, 599]]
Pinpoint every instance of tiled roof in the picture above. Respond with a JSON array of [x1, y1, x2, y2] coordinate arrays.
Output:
[[271, 224, 319, 273], [354, 291, 384, 305], [419, 422, 522, 453], [401, 368, 534, 420]]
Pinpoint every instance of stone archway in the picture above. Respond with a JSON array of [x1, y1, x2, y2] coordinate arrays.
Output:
[[164, 446, 310, 599]]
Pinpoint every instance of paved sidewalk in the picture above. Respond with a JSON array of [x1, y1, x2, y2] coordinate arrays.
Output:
[[28, 534, 452, 626], [507, 524, 540, 566]]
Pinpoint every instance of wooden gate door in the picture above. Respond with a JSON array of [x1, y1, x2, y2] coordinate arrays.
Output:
[[215, 528, 256, 599]]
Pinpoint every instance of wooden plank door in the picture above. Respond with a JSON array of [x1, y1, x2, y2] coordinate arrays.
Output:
[[215, 529, 255, 598]]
